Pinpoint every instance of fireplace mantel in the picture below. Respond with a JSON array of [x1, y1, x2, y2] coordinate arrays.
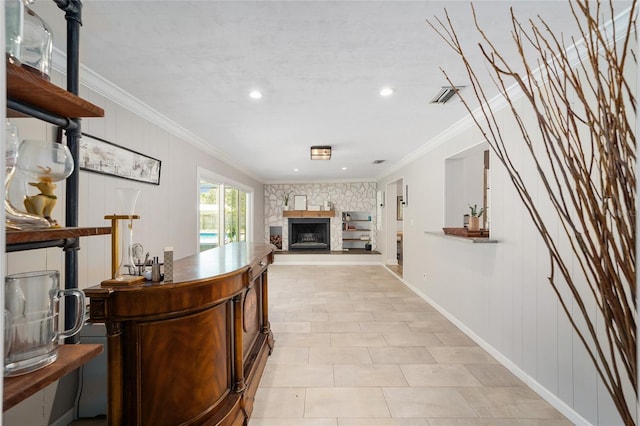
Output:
[[283, 210, 335, 218]]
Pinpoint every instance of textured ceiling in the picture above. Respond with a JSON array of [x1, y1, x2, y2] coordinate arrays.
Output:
[[32, 1, 615, 182]]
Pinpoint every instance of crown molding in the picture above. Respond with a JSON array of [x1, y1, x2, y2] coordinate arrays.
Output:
[[51, 48, 262, 183], [263, 177, 378, 185]]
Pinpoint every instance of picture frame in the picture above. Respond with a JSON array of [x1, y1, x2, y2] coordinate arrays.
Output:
[[78, 133, 161, 185], [293, 195, 307, 211]]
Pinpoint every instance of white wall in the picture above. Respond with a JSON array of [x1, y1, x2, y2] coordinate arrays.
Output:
[[377, 91, 630, 425], [3, 67, 266, 425]]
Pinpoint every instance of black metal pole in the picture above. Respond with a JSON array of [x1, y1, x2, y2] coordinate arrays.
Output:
[[55, 0, 83, 343]]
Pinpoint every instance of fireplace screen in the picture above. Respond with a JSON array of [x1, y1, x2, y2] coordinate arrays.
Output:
[[288, 218, 330, 251]]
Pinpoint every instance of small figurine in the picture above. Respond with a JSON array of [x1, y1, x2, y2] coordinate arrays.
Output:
[[24, 179, 59, 227]]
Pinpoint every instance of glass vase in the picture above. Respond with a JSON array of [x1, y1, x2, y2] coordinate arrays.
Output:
[[20, 0, 53, 80], [4, 123, 50, 230], [115, 188, 140, 279], [16, 139, 74, 227]]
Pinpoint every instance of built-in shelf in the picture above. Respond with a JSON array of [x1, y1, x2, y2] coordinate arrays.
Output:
[[6, 61, 104, 119], [283, 210, 335, 218], [424, 230, 498, 244], [342, 211, 372, 249], [3, 344, 103, 411]]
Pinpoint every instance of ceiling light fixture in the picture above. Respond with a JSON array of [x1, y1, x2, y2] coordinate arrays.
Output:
[[342, 167, 347, 171], [249, 90, 262, 100], [430, 86, 464, 104], [310, 146, 331, 160], [380, 87, 394, 97]]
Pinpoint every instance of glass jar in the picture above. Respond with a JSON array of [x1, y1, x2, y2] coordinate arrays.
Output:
[[4, 0, 53, 79], [5, 0, 24, 65], [20, 0, 53, 80]]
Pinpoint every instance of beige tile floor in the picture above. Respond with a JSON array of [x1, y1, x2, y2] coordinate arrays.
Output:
[[250, 265, 572, 426]]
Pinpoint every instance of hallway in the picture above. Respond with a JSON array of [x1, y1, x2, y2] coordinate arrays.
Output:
[[250, 265, 571, 425]]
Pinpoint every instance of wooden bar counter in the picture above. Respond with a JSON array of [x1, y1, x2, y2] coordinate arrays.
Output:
[[84, 242, 276, 426]]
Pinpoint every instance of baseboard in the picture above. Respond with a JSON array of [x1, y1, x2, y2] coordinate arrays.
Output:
[[51, 408, 75, 426], [274, 252, 383, 265], [396, 275, 592, 426]]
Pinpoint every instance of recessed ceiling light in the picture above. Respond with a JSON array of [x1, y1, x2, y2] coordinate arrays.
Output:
[[293, 168, 299, 172], [249, 90, 262, 100], [380, 87, 394, 97], [342, 167, 348, 171]]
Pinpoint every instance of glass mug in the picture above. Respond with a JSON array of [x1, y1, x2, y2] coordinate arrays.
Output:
[[4, 270, 85, 376]]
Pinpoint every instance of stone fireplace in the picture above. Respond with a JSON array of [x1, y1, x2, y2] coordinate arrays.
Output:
[[288, 218, 330, 251]]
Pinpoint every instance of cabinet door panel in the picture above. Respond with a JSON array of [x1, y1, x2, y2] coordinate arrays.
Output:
[[242, 281, 262, 362], [138, 303, 231, 425]]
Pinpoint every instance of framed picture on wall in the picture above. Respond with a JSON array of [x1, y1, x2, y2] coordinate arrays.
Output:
[[78, 133, 162, 185], [397, 196, 403, 221], [294, 195, 307, 211]]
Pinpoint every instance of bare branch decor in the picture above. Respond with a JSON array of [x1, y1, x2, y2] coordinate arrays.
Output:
[[429, 1, 636, 423]]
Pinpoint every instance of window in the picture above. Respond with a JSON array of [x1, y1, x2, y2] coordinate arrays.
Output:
[[198, 169, 252, 252], [199, 180, 220, 251]]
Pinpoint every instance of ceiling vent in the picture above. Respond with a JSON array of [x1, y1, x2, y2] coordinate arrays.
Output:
[[430, 86, 464, 104], [310, 146, 331, 160], [372, 160, 386, 164]]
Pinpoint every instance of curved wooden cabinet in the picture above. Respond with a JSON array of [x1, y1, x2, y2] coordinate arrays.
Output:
[[84, 242, 275, 426]]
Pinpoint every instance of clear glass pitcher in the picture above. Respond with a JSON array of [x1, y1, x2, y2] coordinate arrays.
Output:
[[4, 270, 85, 376]]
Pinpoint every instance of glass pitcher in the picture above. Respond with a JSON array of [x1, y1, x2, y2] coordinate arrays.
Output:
[[4, 270, 85, 376]]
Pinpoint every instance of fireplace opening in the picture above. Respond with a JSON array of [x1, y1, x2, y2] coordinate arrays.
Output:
[[288, 218, 330, 251]]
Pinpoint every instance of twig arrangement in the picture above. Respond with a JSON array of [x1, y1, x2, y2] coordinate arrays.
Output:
[[428, 1, 636, 423]]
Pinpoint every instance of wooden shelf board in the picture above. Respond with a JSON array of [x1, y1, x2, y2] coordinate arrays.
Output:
[[7, 61, 104, 118], [6, 226, 112, 245], [283, 210, 335, 218], [442, 227, 490, 238], [4, 344, 103, 411]]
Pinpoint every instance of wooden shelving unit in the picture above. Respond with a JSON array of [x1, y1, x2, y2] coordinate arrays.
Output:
[[4, 1, 108, 413], [3, 344, 103, 411]]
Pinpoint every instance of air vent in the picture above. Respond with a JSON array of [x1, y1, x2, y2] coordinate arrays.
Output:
[[430, 86, 464, 104], [372, 160, 386, 165]]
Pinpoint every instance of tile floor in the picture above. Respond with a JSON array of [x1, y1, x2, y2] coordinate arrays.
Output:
[[250, 265, 572, 426]]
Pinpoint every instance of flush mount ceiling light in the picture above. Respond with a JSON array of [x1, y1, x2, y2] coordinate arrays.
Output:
[[249, 90, 262, 100], [310, 146, 331, 160], [430, 86, 464, 104]]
